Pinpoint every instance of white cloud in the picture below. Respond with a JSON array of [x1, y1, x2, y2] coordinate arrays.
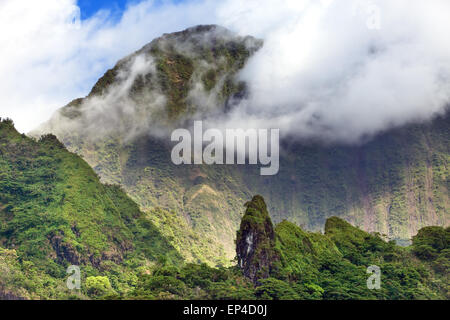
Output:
[[0, 0, 214, 132], [1, 0, 449, 143], [217, 0, 450, 142]]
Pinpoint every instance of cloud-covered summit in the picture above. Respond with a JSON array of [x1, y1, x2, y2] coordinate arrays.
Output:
[[2, 0, 450, 144], [34, 24, 261, 141]]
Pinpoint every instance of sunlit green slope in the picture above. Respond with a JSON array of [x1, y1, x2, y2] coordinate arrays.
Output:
[[0, 118, 180, 299]]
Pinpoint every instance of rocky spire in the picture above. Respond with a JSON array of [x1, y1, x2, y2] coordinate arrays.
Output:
[[236, 195, 279, 284]]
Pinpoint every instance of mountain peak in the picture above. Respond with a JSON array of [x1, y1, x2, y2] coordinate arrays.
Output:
[[236, 196, 279, 284], [36, 25, 262, 139]]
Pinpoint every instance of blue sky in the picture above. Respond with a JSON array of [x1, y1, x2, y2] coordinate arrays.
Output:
[[77, 0, 185, 20], [77, 0, 136, 19]]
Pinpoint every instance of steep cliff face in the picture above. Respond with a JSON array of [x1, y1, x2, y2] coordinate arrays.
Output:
[[32, 25, 449, 266], [236, 196, 279, 284], [257, 113, 449, 243]]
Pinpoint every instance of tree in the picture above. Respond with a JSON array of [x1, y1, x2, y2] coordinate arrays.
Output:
[[85, 276, 115, 297]]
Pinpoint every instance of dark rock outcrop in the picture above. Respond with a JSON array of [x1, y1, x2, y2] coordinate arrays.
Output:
[[49, 233, 81, 265], [236, 195, 279, 284]]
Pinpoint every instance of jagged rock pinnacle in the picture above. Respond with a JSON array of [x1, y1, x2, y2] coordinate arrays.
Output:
[[236, 195, 279, 284]]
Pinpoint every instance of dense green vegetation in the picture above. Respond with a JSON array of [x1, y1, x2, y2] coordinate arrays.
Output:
[[0, 118, 180, 299], [0, 121, 447, 299], [127, 196, 449, 300]]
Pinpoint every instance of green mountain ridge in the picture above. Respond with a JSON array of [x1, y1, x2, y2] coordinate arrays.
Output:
[[33, 25, 449, 266], [0, 118, 180, 299], [1, 136, 447, 300], [119, 196, 450, 300], [232, 196, 449, 300]]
